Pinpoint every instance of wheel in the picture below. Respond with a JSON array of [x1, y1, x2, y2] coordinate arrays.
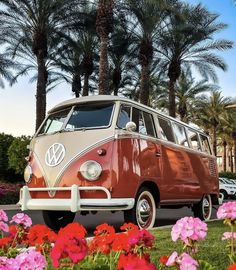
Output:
[[42, 210, 75, 231], [192, 194, 212, 221], [123, 188, 156, 229], [219, 190, 228, 201]]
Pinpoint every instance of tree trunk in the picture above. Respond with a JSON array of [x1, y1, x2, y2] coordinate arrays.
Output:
[[35, 50, 47, 131], [72, 72, 81, 98], [234, 139, 236, 173], [98, 36, 109, 95], [223, 140, 227, 172], [230, 147, 233, 172], [168, 78, 176, 118], [139, 64, 150, 105], [213, 126, 217, 156], [82, 73, 89, 96]]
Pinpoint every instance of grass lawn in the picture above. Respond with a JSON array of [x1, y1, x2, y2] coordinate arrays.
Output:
[[150, 220, 230, 269]]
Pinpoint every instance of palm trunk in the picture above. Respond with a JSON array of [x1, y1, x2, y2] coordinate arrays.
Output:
[[168, 77, 176, 118], [234, 139, 236, 173], [82, 73, 89, 96], [139, 64, 150, 105], [98, 36, 109, 95], [213, 126, 217, 156], [230, 147, 233, 172], [35, 50, 47, 131], [72, 72, 81, 98], [223, 140, 227, 172]]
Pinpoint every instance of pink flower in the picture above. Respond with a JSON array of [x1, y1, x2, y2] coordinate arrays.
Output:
[[117, 253, 157, 270], [166, 252, 198, 270], [171, 217, 207, 243], [179, 253, 198, 270], [10, 213, 32, 228], [0, 210, 8, 222], [222, 232, 236, 240], [217, 202, 236, 220], [15, 248, 47, 270], [166, 251, 178, 266], [0, 221, 9, 233]]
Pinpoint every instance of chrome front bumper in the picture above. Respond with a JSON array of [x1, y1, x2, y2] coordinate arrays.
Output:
[[19, 185, 135, 212]]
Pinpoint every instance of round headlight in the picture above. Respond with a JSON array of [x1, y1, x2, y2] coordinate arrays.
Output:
[[80, 160, 102, 181], [24, 165, 33, 183]]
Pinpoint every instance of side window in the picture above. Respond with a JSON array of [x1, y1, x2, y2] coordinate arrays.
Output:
[[117, 105, 131, 129], [143, 112, 156, 137], [157, 117, 175, 142], [187, 129, 201, 151], [132, 108, 156, 137], [172, 122, 189, 147], [200, 134, 211, 154]]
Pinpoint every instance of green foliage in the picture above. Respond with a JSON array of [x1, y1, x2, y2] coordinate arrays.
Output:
[[0, 133, 15, 180], [219, 172, 236, 180], [7, 136, 31, 175]]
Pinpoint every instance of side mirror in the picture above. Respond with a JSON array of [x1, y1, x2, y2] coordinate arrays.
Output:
[[125, 121, 136, 132]]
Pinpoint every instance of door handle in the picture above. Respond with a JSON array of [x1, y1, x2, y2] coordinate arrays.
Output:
[[156, 151, 161, 157]]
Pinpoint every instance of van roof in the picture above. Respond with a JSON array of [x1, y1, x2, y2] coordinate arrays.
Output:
[[48, 95, 206, 135]]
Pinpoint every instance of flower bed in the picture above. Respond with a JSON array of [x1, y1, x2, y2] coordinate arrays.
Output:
[[0, 182, 22, 205], [0, 202, 236, 269]]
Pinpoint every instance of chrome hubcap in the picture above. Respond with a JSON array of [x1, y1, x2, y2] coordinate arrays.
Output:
[[137, 198, 152, 227], [203, 197, 210, 219]]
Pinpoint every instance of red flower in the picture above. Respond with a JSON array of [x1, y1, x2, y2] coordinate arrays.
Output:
[[112, 233, 129, 252], [159, 255, 168, 265], [50, 235, 88, 268], [26, 224, 57, 252], [117, 253, 157, 270], [0, 237, 12, 248], [127, 229, 154, 250], [89, 223, 116, 254], [120, 223, 139, 232], [94, 223, 115, 236], [228, 264, 236, 270], [58, 222, 87, 239]]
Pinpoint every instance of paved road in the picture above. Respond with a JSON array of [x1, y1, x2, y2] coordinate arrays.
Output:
[[2, 205, 219, 234]]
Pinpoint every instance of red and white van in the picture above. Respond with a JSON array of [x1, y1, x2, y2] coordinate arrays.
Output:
[[19, 95, 219, 230]]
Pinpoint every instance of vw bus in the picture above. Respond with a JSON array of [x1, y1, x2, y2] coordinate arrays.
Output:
[[19, 95, 219, 230]]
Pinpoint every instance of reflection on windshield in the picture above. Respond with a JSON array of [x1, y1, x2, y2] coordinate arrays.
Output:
[[38, 108, 71, 135], [37, 103, 114, 135], [66, 104, 114, 130]]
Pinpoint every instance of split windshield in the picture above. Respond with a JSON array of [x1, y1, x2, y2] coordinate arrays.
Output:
[[38, 103, 114, 135]]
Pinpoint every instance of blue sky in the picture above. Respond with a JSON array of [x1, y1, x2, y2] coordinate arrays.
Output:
[[0, 0, 235, 136]]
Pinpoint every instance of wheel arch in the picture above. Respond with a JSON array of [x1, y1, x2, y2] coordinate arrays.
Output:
[[138, 180, 160, 206]]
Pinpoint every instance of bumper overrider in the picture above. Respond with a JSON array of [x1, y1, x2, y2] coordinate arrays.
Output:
[[18, 184, 135, 212]]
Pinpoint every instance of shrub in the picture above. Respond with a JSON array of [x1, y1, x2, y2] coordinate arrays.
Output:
[[219, 172, 236, 180], [0, 182, 22, 204]]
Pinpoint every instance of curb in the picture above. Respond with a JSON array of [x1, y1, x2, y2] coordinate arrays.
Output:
[[0, 204, 20, 211]]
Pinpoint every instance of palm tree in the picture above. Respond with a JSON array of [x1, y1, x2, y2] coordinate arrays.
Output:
[[157, 3, 233, 118], [175, 70, 219, 122], [218, 110, 236, 172], [108, 18, 136, 96], [96, 0, 114, 95], [151, 69, 219, 123], [126, 0, 175, 105], [0, 29, 16, 88], [0, 0, 82, 130], [194, 91, 231, 156]]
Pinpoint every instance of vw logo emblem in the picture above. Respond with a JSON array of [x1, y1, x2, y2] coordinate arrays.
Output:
[[45, 143, 65, 167]]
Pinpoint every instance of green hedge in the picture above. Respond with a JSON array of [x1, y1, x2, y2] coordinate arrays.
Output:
[[219, 171, 236, 179]]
